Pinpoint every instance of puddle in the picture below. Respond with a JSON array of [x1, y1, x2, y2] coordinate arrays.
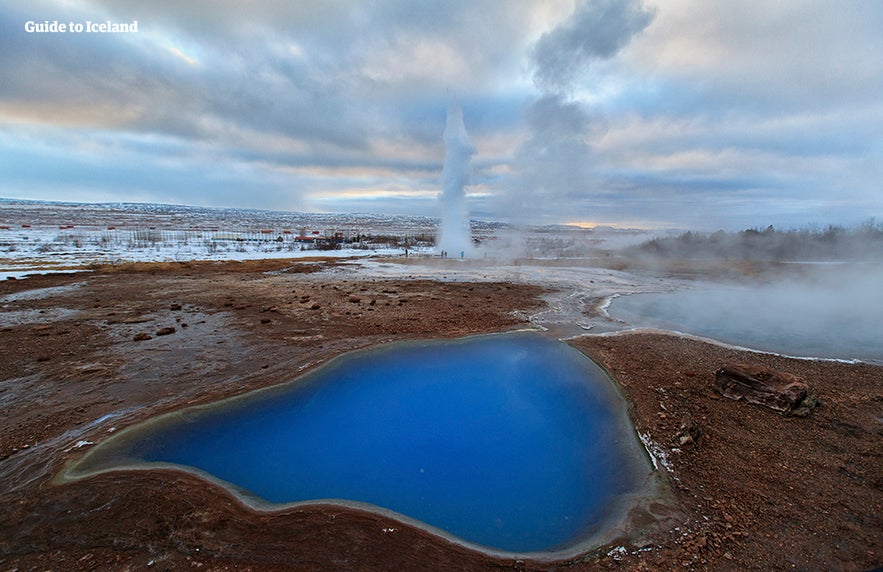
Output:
[[0, 282, 86, 302], [0, 307, 82, 327]]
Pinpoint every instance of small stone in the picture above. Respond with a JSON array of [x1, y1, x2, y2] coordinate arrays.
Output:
[[169, 303, 182, 311], [673, 415, 702, 447], [133, 332, 152, 341], [155, 327, 176, 336], [789, 393, 821, 417]]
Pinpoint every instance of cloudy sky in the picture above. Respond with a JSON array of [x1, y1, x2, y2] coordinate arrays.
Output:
[[2, 0, 881, 230]]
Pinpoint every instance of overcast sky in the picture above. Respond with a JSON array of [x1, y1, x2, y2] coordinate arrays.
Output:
[[2, 0, 881, 230]]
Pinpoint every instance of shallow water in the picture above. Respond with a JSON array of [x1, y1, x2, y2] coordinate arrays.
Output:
[[609, 278, 883, 362], [69, 332, 649, 553]]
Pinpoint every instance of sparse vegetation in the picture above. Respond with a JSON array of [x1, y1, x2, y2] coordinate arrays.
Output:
[[629, 219, 883, 261]]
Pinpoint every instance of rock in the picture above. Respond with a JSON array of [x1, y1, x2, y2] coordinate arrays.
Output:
[[790, 394, 821, 417], [155, 327, 176, 336], [169, 303, 182, 311], [133, 332, 152, 341], [714, 364, 813, 414], [675, 415, 702, 446]]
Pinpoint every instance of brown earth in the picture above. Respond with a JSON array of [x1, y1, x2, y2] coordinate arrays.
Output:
[[0, 258, 880, 571]]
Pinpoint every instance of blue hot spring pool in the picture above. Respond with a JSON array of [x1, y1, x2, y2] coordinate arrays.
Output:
[[64, 332, 650, 553]]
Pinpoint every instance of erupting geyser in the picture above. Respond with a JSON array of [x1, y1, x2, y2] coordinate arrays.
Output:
[[437, 103, 475, 256]]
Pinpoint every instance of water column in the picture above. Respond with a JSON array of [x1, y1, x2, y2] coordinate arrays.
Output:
[[437, 103, 475, 257]]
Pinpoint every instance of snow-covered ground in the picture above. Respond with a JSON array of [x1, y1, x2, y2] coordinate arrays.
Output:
[[0, 225, 411, 277], [1, 199, 658, 282], [0, 200, 439, 278]]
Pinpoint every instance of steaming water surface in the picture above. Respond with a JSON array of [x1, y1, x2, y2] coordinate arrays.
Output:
[[67, 332, 649, 553], [610, 276, 883, 362]]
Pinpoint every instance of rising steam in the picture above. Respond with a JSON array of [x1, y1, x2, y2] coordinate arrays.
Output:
[[437, 103, 475, 256]]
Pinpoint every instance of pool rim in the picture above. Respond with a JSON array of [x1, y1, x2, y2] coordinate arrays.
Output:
[[55, 329, 664, 561]]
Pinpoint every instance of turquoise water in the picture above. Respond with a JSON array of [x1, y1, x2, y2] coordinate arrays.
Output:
[[91, 333, 648, 552]]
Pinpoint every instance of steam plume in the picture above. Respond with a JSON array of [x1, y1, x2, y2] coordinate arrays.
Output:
[[498, 0, 654, 226], [437, 103, 475, 256], [530, 0, 655, 93]]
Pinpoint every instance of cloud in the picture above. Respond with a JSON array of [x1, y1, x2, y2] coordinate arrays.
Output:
[[582, 0, 883, 229], [0, 125, 308, 210], [2, 0, 882, 228], [1, 0, 541, 213], [520, 0, 883, 229], [634, 1, 883, 111]]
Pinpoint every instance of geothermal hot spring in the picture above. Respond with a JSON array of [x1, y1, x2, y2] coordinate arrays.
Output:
[[608, 268, 883, 364], [62, 332, 652, 554]]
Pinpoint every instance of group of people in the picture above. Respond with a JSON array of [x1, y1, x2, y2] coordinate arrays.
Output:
[[439, 250, 465, 259]]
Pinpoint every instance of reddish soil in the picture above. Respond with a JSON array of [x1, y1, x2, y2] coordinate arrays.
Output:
[[0, 259, 880, 571], [571, 334, 882, 571]]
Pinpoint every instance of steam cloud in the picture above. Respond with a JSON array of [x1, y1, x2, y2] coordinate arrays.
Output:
[[530, 0, 655, 93], [501, 0, 654, 225], [437, 103, 476, 256]]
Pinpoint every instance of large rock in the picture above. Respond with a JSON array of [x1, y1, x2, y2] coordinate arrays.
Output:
[[714, 363, 811, 414]]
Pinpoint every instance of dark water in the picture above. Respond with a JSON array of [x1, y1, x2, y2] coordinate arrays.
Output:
[[609, 279, 883, 362], [109, 333, 647, 552]]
